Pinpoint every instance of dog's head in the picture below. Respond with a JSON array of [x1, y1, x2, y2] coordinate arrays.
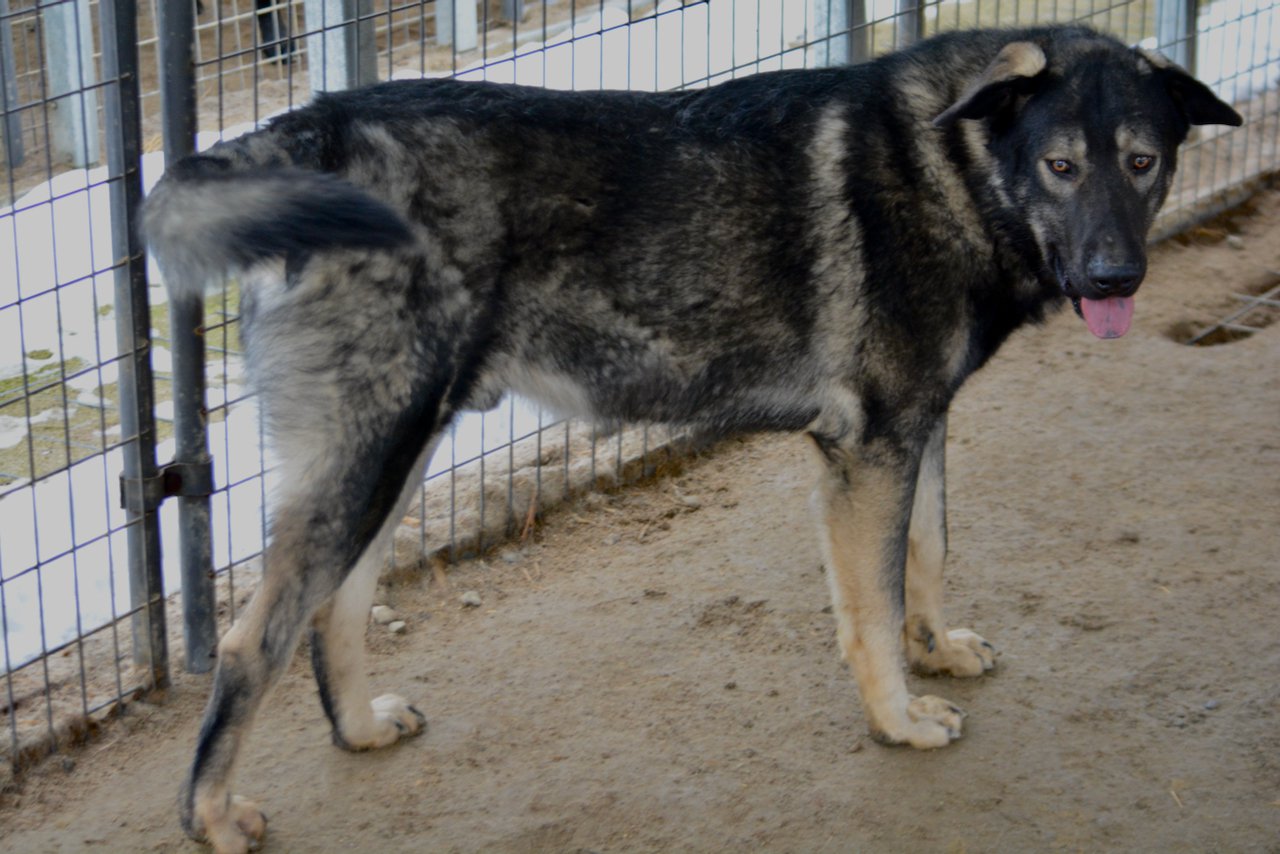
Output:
[[933, 30, 1242, 338]]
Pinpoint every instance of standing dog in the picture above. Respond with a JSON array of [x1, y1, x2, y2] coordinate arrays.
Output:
[[144, 24, 1241, 852]]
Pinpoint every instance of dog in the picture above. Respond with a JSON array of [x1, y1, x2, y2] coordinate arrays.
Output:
[[143, 24, 1241, 852]]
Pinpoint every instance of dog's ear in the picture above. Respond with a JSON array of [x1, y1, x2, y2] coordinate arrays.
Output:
[[932, 41, 1047, 128], [1135, 47, 1243, 127]]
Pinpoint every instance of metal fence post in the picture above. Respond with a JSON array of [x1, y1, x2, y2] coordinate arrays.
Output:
[[810, 0, 868, 67], [0, 0, 24, 168], [305, 0, 378, 92], [437, 0, 479, 52], [849, 0, 870, 64], [157, 0, 218, 674], [1156, 0, 1198, 72], [40, 0, 99, 168], [895, 0, 925, 49], [99, 0, 168, 689], [810, 0, 844, 66]]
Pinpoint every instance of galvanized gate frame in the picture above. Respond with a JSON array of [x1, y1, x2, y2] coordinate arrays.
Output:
[[100, 0, 167, 689]]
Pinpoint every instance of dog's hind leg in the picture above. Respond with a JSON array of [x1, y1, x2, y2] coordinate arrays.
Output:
[[811, 433, 964, 749], [903, 417, 996, 677], [308, 436, 443, 751], [181, 401, 449, 853]]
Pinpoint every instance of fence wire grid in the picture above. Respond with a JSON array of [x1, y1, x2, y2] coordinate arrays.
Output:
[[1, 0, 1278, 778]]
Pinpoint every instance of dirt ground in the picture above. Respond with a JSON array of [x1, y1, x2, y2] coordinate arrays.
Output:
[[3, 187, 1279, 852]]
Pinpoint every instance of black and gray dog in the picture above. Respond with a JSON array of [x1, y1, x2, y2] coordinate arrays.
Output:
[[144, 24, 1241, 852]]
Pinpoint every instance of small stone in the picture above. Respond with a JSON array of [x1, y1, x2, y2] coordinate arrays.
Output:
[[1226, 234, 1245, 250], [371, 605, 397, 624], [500, 549, 521, 564], [460, 590, 483, 608], [679, 494, 702, 509], [388, 620, 407, 634], [1203, 699, 1220, 710]]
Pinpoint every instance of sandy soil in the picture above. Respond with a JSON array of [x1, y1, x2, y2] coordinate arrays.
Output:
[[2, 188, 1279, 852]]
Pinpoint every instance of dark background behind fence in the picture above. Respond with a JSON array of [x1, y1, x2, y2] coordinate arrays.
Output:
[[1, 0, 1277, 779]]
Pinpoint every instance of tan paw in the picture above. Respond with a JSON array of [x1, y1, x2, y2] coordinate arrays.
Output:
[[338, 694, 427, 751], [870, 694, 965, 748], [199, 795, 267, 854], [910, 628, 996, 677]]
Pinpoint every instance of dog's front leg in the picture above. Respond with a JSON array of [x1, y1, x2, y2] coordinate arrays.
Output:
[[904, 416, 996, 677], [810, 434, 964, 748]]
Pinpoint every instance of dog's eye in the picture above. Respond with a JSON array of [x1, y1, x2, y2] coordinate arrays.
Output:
[[1131, 155, 1155, 173], [1047, 159, 1074, 176]]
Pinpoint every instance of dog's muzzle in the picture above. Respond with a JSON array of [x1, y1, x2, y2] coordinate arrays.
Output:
[[1052, 250, 1139, 340]]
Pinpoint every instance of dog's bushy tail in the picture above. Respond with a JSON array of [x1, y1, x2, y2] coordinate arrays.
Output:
[[143, 154, 414, 298]]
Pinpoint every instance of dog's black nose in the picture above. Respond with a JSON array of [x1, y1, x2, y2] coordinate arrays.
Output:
[[1087, 260, 1143, 296]]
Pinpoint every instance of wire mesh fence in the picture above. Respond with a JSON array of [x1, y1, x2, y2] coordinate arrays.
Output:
[[1, 0, 1277, 779]]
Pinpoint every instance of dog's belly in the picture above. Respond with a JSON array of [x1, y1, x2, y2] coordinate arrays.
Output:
[[501, 363, 598, 419], [497, 359, 821, 435]]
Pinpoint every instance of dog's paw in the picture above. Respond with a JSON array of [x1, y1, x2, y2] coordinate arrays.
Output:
[[196, 795, 267, 854], [336, 694, 427, 751], [909, 628, 996, 677], [870, 695, 965, 749]]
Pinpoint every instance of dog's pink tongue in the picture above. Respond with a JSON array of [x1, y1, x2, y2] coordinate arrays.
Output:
[[1080, 296, 1134, 339]]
